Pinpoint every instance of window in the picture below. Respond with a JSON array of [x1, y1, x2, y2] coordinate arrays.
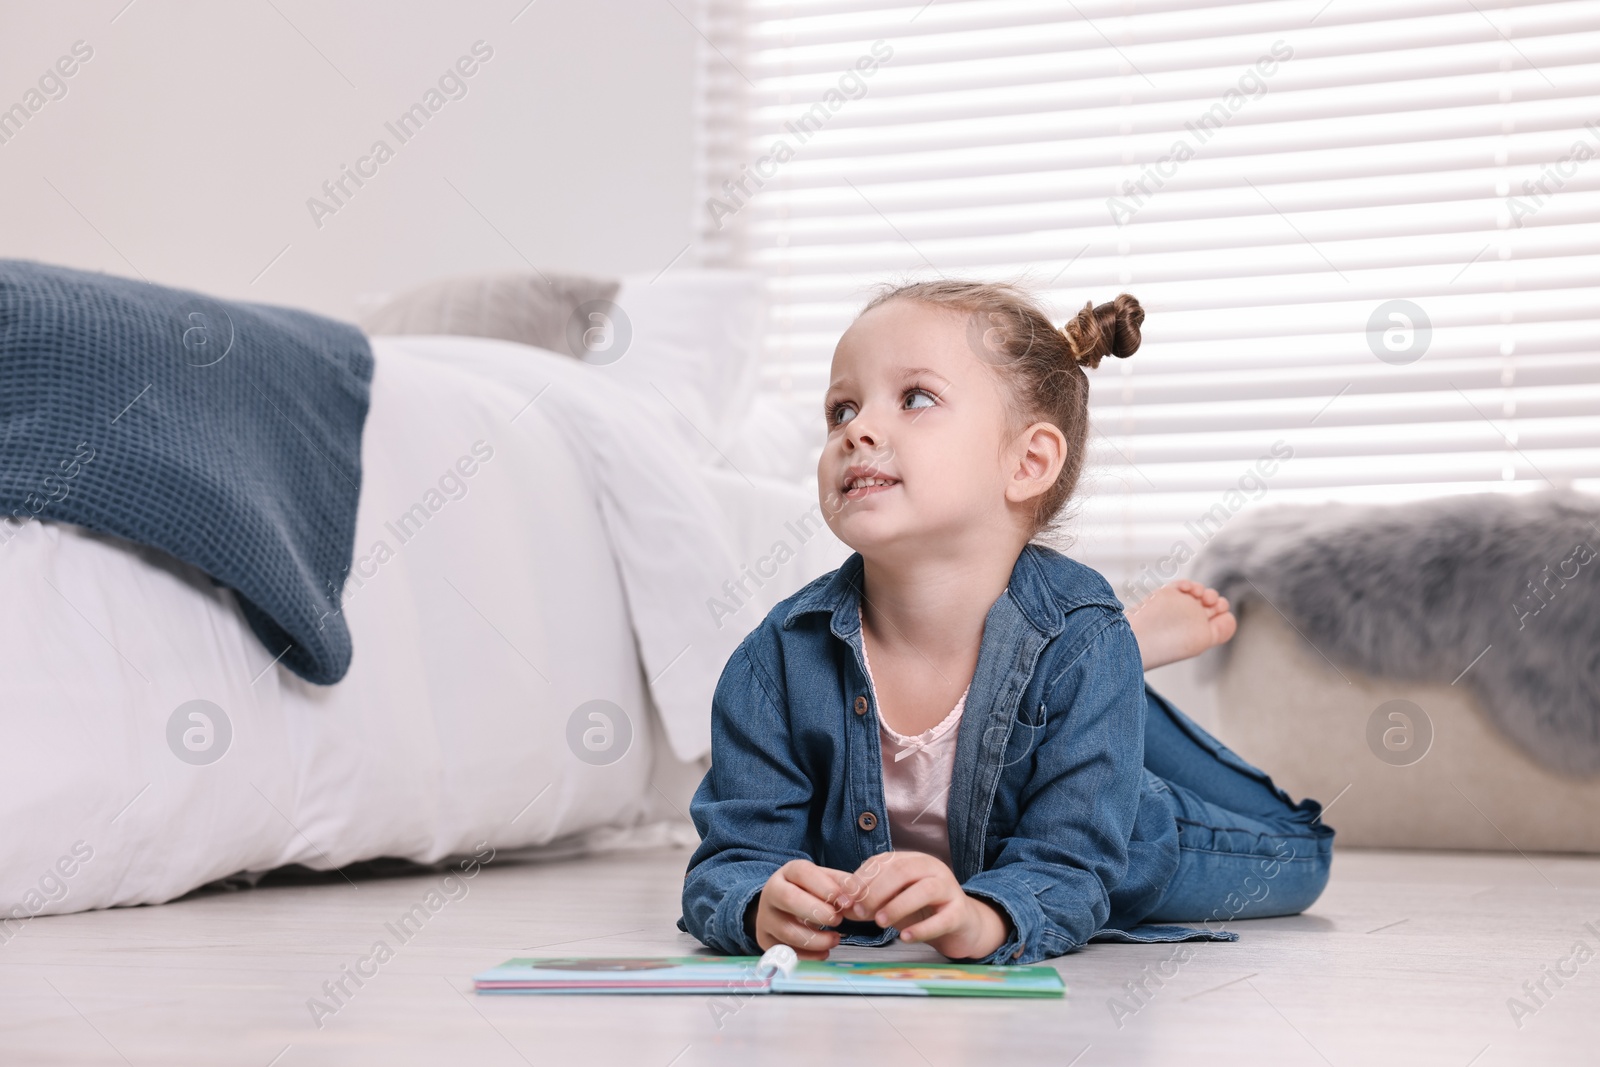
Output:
[[695, 0, 1600, 594]]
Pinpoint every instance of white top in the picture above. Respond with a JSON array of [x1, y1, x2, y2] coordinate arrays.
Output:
[[859, 623, 968, 868]]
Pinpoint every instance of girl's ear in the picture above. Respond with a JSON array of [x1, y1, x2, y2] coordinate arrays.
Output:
[[1004, 421, 1068, 505]]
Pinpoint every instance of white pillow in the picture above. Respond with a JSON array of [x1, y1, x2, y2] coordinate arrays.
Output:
[[581, 271, 766, 465], [726, 394, 815, 483]]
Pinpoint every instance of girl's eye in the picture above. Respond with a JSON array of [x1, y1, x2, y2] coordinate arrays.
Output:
[[828, 401, 858, 426], [904, 389, 936, 411]]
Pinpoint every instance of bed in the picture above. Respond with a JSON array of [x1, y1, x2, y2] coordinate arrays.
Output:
[[0, 279, 844, 920]]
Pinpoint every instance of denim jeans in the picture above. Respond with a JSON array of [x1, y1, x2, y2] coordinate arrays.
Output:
[[1139, 686, 1334, 925]]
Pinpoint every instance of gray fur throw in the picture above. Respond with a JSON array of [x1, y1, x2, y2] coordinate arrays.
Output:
[[1191, 490, 1600, 776]]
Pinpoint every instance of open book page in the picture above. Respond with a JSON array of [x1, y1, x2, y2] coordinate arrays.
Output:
[[473, 947, 1065, 998]]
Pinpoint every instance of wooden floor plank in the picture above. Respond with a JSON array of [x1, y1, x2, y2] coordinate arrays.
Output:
[[1, 846, 1596, 1065]]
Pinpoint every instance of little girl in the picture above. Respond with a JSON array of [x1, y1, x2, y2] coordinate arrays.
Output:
[[679, 281, 1333, 965]]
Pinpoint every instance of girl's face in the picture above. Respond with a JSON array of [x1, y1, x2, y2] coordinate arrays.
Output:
[[818, 298, 1024, 557]]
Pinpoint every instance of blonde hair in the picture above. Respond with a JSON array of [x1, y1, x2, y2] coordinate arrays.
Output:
[[858, 280, 1144, 534]]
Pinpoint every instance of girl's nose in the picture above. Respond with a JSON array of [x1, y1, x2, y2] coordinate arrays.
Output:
[[845, 410, 879, 450]]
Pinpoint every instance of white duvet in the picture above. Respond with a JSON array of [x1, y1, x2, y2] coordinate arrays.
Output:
[[0, 336, 844, 919]]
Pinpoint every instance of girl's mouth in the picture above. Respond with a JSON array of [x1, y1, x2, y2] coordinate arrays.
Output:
[[842, 475, 899, 500]]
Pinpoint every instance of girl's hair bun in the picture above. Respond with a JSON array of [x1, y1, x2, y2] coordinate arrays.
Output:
[[1063, 293, 1144, 369]]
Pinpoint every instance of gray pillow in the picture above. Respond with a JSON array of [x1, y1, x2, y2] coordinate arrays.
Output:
[[359, 271, 619, 356]]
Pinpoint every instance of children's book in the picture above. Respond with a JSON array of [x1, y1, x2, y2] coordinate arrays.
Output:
[[473, 945, 1064, 998]]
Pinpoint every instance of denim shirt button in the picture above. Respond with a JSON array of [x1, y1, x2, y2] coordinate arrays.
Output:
[[857, 811, 878, 831], [853, 695, 868, 716], [1011, 943, 1025, 960]]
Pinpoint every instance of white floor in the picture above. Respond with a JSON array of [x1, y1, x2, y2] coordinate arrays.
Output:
[[3, 845, 1598, 1066]]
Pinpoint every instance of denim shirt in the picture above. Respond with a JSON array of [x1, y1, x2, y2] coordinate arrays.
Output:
[[679, 544, 1224, 965]]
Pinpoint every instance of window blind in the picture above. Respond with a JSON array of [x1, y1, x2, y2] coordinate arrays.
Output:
[[694, 0, 1600, 596]]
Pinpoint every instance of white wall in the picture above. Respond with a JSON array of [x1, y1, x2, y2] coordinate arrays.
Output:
[[0, 0, 697, 321]]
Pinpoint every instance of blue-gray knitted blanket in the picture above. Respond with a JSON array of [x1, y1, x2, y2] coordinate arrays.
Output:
[[0, 260, 373, 685]]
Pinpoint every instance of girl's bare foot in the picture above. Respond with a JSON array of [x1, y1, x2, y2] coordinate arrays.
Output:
[[1127, 579, 1237, 671]]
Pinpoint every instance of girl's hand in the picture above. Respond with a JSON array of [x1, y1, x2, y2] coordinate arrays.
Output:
[[754, 860, 849, 960], [839, 852, 1010, 961]]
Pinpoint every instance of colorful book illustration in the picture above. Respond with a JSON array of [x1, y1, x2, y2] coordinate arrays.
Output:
[[473, 945, 1065, 998]]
